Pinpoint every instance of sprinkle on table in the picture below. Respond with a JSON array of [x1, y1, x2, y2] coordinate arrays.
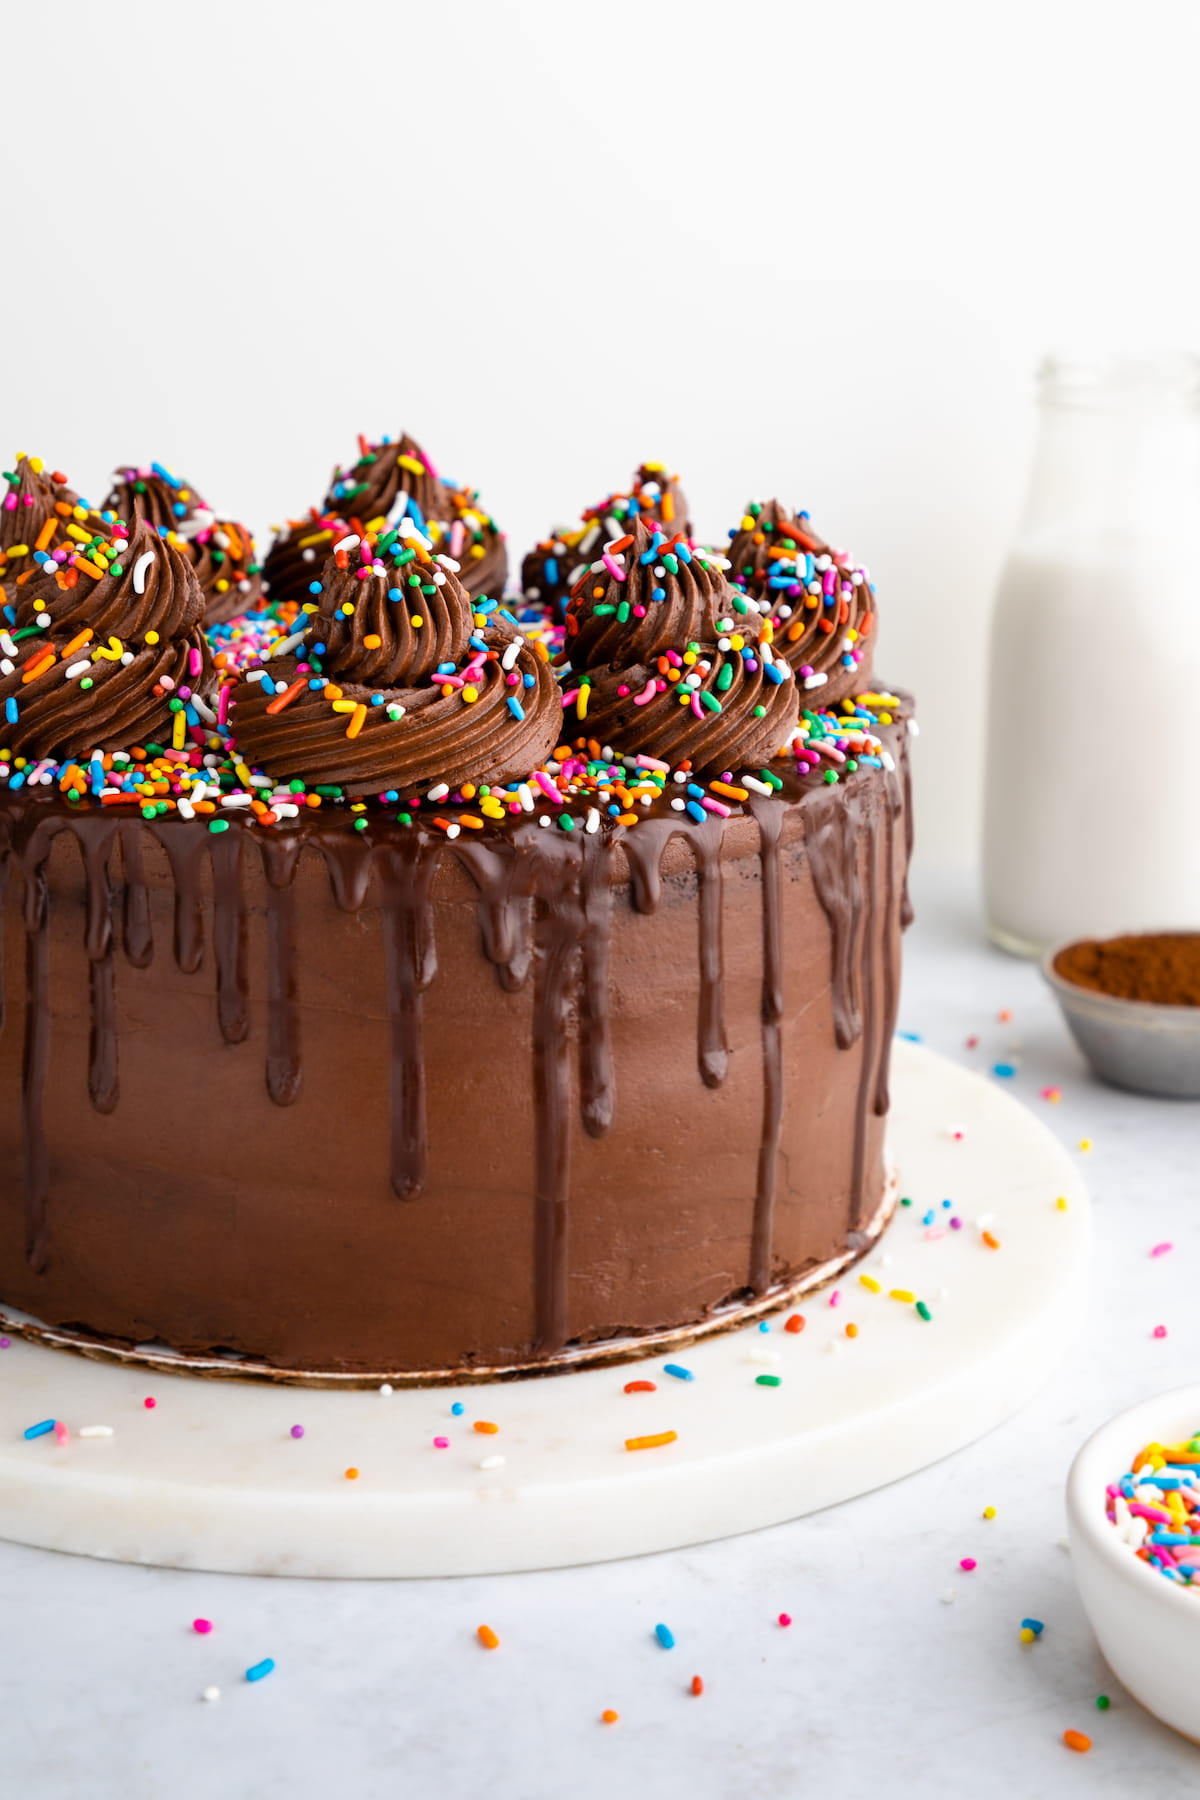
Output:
[[192, 1619, 213, 1635], [473, 1420, 499, 1434], [691, 1675, 704, 1696], [477, 1625, 500, 1650], [625, 1431, 677, 1452], [784, 1315, 805, 1334], [245, 1659, 275, 1683], [756, 1373, 782, 1387], [960, 1558, 977, 1572], [23, 1419, 55, 1440], [1063, 1730, 1091, 1753], [290, 1424, 305, 1439], [663, 1364, 694, 1382], [655, 1623, 675, 1650], [601, 1709, 619, 1725], [624, 1379, 657, 1394]]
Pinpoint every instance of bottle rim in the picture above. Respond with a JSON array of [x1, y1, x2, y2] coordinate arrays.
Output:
[[1038, 348, 1200, 410]]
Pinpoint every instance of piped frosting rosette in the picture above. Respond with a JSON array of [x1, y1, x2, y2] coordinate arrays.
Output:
[[228, 521, 559, 796], [103, 462, 263, 626], [561, 517, 799, 772], [262, 509, 349, 611], [0, 509, 214, 759], [323, 432, 446, 532], [1, 454, 78, 600], [522, 461, 690, 621], [725, 499, 875, 705]]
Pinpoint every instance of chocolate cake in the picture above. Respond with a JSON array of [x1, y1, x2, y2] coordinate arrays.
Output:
[[0, 447, 912, 1380]]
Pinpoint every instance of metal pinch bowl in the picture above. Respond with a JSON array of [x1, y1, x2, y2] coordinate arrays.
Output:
[[1042, 934, 1200, 1099]]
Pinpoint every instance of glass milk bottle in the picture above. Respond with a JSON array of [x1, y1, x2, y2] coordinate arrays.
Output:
[[984, 351, 1200, 954]]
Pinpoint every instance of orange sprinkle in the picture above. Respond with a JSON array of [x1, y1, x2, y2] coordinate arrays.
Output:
[[34, 516, 58, 552], [709, 781, 749, 801], [474, 1421, 499, 1435], [345, 1467, 359, 1480], [845, 1322, 858, 1339], [625, 1431, 677, 1452], [784, 1314, 805, 1334], [265, 677, 306, 715], [21, 652, 55, 683], [458, 814, 484, 830], [1063, 1730, 1091, 1753], [982, 1230, 1001, 1250], [691, 1675, 704, 1697], [73, 557, 106, 580], [477, 1625, 500, 1650], [61, 627, 94, 658], [624, 1380, 656, 1394], [362, 633, 382, 649], [345, 702, 367, 739], [601, 1709, 619, 1725]]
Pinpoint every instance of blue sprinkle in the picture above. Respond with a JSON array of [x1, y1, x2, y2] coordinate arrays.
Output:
[[764, 662, 785, 685], [151, 462, 181, 488], [1020, 1618, 1045, 1635], [663, 1363, 694, 1382], [451, 1402, 465, 1416], [8, 769, 25, 789], [941, 1198, 952, 1209], [758, 1321, 770, 1333], [311, 643, 326, 656], [507, 697, 525, 721], [684, 801, 707, 825], [4, 697, 17, 725], [24, 1419, 55, 1440], [436, 662, 456, 675], [992, 1063, 1017, 1079], [260, 672, 278, 697], [310, 581, 324, 595], [308, 678, 324, 690], [544, 558, 558, 586], [370, 693, 385, 706], [686, 783, 706, 800], [897, 1030, 922, 1043], [522, 672, 535, 689], [173, 501, 187, 518], [499, 609, 520, 628], [388, 587, 403, 602], [652, 586, 666, 601], [655, 1623, 676, 1649], [921, 1210, 935, 1226], [245, 1658, 275, 1683]]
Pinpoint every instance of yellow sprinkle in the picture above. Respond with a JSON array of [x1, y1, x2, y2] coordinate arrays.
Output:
[[235, 762, 252, 786], [888, 1288, 915, 1304], [1056, 1196, 1069, 1211], [145, 630, 159, 645], [858, 1274, 881, 1293], [396, 454, 426, 476], [462, 685, 479, 704], [172, 710, 186, 750], [1078, 1139, 1092, 1152], [983, 1505, 997, 1519], [470, 544, 484, 559], [1020, 1627, 1035, 1644], [411, 615, 423, 629], [329, 699, 357, 714], [576, 685, 590, 719]]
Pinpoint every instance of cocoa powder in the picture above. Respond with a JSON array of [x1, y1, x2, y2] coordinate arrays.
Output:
[[1054, 933, 1200, 1006]]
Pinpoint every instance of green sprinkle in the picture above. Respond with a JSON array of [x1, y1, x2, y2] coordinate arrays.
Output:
[[716, 664, 733, 692], [80, 677, 93, 690], [1096, 1695, 1110, 1710], [900, 1196, 913, 1206], [698, 690, 722, 715], [208, 819, 230, 834], [396, 811, 412, 826], [755, 1374, 782, 1387], [314, 785, 344, 797], [558, 813, 575, 832], [752, 704, 766, 717], [288, 779, 306, 793], [593, 604, 616, 616], [758, 769, 783, 790], [823, 770, 839, 784], [916, 1301, 932, 1322], [616, 601, 630, 623], [168, 697, 183, 712], [354, 818, 368, 831]]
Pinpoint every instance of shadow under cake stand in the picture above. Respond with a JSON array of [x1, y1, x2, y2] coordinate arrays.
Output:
[[0, 1041, 1089, 1577]]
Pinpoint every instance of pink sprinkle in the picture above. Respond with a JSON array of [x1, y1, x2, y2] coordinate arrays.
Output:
[[960, 1558, 977, 1572], [1153, 1325, 1168, 1339], [290, 1425, 305, 1439], [1040, 1085, 1062, 1101], [778, 1612, 792, 1628], [193, 1619, 213, 1635], [434, 1436, 450, 1449], [925, 1228, 946, 1241], [144, 1397, 156, 1410], [632, 677, 659, 706], [601, 552, 627, 582], [1151, 1243, 1174, 1258], [0, 1337, 10, 1349], [534, 771, 564, 805], [965, 1036, 979, 1050], [829, 1290, 841, 1307], [53, 1421, 69, 1445]]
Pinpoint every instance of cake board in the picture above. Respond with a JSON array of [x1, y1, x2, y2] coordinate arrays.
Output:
[[0, 1042, 1089, 1577]]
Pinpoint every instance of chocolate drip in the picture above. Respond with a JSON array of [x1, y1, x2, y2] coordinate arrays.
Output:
[[0, 828, 8, 1038], [874, 775, 904, 1117], [322, 833, 375, 914], [18, 822, 55, 1272], [848, 818, 880, 1223], [899, 727, 915, 931], [119, 824, 154, 968], [209, 827, 248, 1045], [155, 826, 207, 975], [749, 799, 785, 1293], [79, 822, 120, 1115], [530, 860, 583, 1352], [260, 835, 304, 1108], [578, 831, 615, 1137], [806, 789, 866, 1050], [454, 838, 533, 992], [618, 819, 728, 1090], [377, 837, 439, 1199]]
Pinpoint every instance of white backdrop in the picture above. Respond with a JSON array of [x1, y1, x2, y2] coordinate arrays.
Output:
[[6, 0, 1199, 867]]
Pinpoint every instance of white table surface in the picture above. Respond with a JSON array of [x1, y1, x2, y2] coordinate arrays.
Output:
[[4, 866, 1199, 1799]]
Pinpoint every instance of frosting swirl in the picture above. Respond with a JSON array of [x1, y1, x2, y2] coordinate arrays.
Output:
[[228, 525, 558, 796], [725, 500, 875, 704], [424, 482, 507, 602], [103, 463, 263, 626], [323, 433, 445, 528], [522, 461, 690, 620], [0, 514, 213, 759], [561, 517, 799, 771], [262, 510, 349, 611], [1, 455, 78, 599]]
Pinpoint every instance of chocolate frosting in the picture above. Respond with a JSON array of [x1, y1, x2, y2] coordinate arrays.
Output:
[[103, 463, 207, 534], [0, 517, 212, 759], [430, 484, 507, 602], [726, 500, 875, 705], [323, 433, 445, 527], [562, 517, 799, 770], [0, 457, 79, 598], [523, 462, 691, 620], [229, 528, 558, 795], [262, 512, 349, 612]]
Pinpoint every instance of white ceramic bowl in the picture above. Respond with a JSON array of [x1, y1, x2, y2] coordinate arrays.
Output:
[[1067, 1385, 1200, 1742]]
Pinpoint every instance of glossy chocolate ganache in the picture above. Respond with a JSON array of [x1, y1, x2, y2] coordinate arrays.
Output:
[[0, 453, 912, 1379]]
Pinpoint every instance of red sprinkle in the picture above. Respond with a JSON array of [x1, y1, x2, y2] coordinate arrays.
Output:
[[624, 1380, 657, 1393], [784, 1315, 805, 1334], [691, 1675, 704, 1696], [778, 1612, 792, 1627], [143, 1397, 156, 1410]]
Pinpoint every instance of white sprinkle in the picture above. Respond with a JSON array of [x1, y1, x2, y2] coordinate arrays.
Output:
[[479, 1455, 505, 1471], [0, 631, 18, 657], [803, 673, 828, 690], [64, 660, 90, 679], [132, 550, 156, 595], [245, 668, 266, 684], [746, 1348, 782, 1366], [517, 783, 535, 812], [220, 793, 253, 809], [379, 1383, 393, 1396], [741, 776, 773, 797], [538, 815, 551, 828], [585, 808, 600, 834], [332, 533, 361, 554], [908, 719, 920, 736], [445, 822, 461, 840], [201, 1686, 221, 1703], [434, 553, 461, 573], [35, 611, 51, 628], [120, 651, 135, 667], [0, 658, 12, 677], [941, 1589, 957, 1605], [426, 783, 449, 801], [78, 1425, 114, 1438], [501, 638, 523, 671], [177, 800, 195, 821]]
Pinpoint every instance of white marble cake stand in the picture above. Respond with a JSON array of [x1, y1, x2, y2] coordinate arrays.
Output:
[[0, 1042, 1088, 1578]]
